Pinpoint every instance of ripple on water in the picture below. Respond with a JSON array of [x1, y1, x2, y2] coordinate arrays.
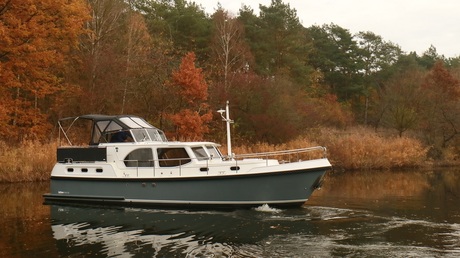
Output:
[[48, 204, 460, 257]]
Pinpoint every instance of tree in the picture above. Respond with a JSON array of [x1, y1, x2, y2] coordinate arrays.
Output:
[[419, 61, 460, 157], [355, 31, 402, 124], [417, 45, 443, 69], [77, 0, 130, 114], [308, 23, 363, 100], [167, 52, 212, 140], [134, 0, 211, 61], [69, 0, 161, 118], [209, 8, 252, 94], [127, 28, 175, 127], [378, 69, 425, 137], [0, 0, 89, 142], [240, 0, 312, 84], [120, 8, 158, 114]]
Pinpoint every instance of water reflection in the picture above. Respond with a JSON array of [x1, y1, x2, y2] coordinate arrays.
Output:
[[308, 169, 460, 223], [50, 205, 322, 257], [49, 204, 460, 257], [2, 169, 460, 257]]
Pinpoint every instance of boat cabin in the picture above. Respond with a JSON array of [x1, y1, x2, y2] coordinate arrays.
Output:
[[58, 114, 168, 146], [56, 115, 225, 171]]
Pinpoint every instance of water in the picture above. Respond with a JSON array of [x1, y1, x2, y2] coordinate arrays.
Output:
[[1, 169, 460, 257]]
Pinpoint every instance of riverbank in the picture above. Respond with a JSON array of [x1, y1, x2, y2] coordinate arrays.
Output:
[[0, 127, 440, 183]]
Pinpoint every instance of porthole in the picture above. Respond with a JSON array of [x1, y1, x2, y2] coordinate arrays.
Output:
[[81, 168, 88, 173], [67, 168, 74, 172]]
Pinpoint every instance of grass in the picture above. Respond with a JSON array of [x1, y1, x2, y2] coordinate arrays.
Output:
[[0, 140, 56, 182], [0, 126, 430, 182], [311, 127, 428, 170], [233, 126, 428, 171]]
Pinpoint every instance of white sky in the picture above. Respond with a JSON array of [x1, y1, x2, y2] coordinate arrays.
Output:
[[194, 0, 460, 58]]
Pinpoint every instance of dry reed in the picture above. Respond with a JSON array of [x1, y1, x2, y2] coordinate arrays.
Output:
[[232, 127, 428, 171], [0, 140, 56, 182], [314, 127, 428, 170]]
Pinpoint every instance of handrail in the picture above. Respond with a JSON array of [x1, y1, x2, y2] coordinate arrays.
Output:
[[234, 146, 327, 160], [120, 146, 327, 177]]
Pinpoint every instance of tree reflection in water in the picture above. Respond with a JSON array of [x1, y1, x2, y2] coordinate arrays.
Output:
[[308, 169, 460, 222]]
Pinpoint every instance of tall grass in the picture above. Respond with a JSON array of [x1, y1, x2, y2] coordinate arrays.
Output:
[[233, 127, 428, 171], [0, 140, 56, 182], [314, 127, 428, 170]]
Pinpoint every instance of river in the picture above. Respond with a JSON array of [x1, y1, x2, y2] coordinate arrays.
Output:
[[1, 169, 460, 257]]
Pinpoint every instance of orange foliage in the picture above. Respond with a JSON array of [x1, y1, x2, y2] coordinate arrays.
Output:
[[167, 52, 211, 139], [300, 93, 354, 128], [0, 0, 89, 142], [422, 60, 460, 100], [169, 109, 213, 140], [171, 52, 208, 104]]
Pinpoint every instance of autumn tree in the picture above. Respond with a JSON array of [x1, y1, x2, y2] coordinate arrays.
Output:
[[209, 7, 253, 95], [76, 0, 131, 114], [0, 0, 89, 142], [127, 25, 175, 126], [166, 52, 212, 140], [64, 0, 161, 118], [377, 69, 425, 137], [419, 61, 460, 158]]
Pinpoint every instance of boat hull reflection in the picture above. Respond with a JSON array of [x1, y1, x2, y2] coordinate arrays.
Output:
[[50, 204, 317, 257]]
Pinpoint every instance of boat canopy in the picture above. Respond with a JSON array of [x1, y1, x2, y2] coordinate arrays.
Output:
[[59, 114, 167, 145]]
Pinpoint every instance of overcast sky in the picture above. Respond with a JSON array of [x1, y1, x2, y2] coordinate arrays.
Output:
[[194, 0, 460, 58]]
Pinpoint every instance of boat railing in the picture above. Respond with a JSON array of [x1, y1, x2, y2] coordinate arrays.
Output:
[[234, 146, 327, 166], [125, 146, 327, 177]]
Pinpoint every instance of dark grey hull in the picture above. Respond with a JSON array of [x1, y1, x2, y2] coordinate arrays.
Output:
[[44, 168, 327, 209]]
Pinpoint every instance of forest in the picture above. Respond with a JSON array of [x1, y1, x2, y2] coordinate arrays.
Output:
[[2, 0, 460, 177]]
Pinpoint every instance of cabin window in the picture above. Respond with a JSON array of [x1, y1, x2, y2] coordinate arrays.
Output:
[[93, 120, 123, 144], [206, 146, 222, 159], [131, 129, 150, 142], [124, 148, 154, 167], [130, 128, 167, 142], [146, 128, 167, 142], [157, 148, 191, 167], [109, 130, 133, 143], [192, 147, 209, 160]]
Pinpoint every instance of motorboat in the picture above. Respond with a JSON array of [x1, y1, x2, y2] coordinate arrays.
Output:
[[43, 103, 331, 208]]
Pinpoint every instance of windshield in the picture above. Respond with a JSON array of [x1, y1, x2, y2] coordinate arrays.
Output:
[[192, 147, 209, 160], [206, 145, 222, 159], [131, 128, 167, 142]]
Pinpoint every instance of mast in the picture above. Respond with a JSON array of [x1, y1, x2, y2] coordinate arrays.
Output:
[[218, 101, 233, 159]]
